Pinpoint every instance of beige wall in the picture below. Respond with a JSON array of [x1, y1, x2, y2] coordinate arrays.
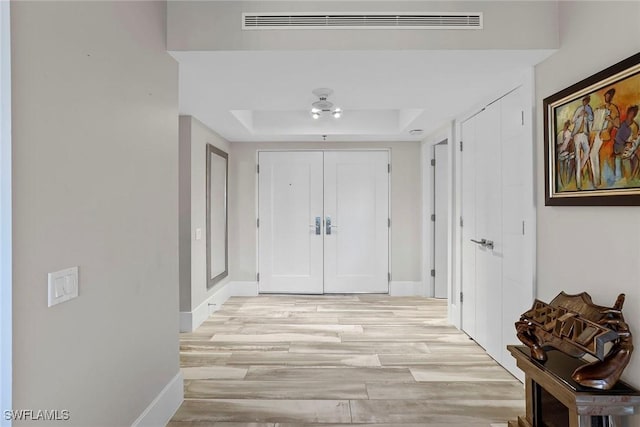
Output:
[[179, 115, 231, 312], [1, 0, 11, 413], [535, 0, 640, 416], [229, 142, 422, 283], [167, 1, 559, 51], [11, 2, 179, 425]]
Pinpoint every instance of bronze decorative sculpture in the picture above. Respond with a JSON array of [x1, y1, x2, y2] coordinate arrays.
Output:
[[515, 292, 633, 390]]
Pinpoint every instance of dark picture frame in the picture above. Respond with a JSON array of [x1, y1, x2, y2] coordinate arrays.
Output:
[[206, 144, 229, 289], [544, 52, 640, 206]]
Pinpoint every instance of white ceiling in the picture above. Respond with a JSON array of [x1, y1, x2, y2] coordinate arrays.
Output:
[[171, 50, 554, 142]]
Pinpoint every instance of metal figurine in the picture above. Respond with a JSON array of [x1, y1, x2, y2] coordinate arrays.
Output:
[[515, 292, 633, 390]]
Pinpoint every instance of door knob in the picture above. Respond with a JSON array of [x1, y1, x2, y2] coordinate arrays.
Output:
[[484, 240, 494, 250]]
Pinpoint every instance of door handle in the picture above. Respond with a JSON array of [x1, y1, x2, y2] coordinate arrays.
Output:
[[309, 217, 321, 235], [326, 216, 338, 235], [470, 238, 494, 250]]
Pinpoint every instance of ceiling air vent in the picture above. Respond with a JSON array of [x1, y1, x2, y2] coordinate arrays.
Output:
[[242, 12, 483, 30]]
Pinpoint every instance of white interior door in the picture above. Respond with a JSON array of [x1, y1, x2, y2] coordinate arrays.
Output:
[[461, 117, 477, 338], [460, 86, 534, 374], [473, 101, 503, 359], [258, 150, 389, 294], [461, 103, 503, 358], [433, 143, 449, 299], [323, 151, 389, 293], [258, 151, 324, 294]]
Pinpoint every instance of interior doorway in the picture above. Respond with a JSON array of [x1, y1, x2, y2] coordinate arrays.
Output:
[[432, 141, 449, 299], [421, 127, 455, 312], [257, 150, 390, 294]]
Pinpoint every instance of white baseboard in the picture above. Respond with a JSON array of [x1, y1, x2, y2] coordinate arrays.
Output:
[[179, 281, 258, 332], [131, 371, 183, 427], [179, 283, 229, 332], [179, 311, 193, 333], [389, 281, 425, 296]]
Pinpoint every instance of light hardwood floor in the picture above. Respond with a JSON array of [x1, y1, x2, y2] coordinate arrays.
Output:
[[169, 295, 524, 427]]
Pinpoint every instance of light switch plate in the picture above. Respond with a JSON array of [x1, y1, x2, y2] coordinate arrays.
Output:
[[48, 266, 78, 307]]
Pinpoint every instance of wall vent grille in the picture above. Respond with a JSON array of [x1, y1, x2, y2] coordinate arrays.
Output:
[[242, 12, 483, 30]]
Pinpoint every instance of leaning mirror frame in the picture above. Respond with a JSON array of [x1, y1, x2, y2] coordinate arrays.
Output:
[[206, 144, 228, 289]]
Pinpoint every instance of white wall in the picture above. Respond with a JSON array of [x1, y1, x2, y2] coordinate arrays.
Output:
[[229, 142, 422, 283], [535, 2, 640, 422], [167, 1, 559, 51], [179, 115, 231, 315], [11, 2, 180, 425]]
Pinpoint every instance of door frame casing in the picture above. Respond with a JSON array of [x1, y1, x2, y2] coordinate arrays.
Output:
[[255, 148, 392, 294], [432, 141, 449, 299], [421, 125, 455, 317]]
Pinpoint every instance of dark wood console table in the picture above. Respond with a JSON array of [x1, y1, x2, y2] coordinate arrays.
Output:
[[508, 345, 640, 427]]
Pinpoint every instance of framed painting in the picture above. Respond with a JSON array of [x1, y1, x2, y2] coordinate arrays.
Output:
[[544, 52, 640, 206]]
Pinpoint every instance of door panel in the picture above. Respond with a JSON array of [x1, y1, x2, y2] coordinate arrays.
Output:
[[474, 101, 503, 360], [323, 151, 389, 293], [258, 151, 324, 293]]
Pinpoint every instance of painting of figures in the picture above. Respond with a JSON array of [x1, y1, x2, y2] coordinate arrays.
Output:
[[545, 53, 640, 205]]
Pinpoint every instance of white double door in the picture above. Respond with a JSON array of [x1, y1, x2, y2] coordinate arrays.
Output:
[[258, 151, 389, 294], [461, 86, 533, 374]]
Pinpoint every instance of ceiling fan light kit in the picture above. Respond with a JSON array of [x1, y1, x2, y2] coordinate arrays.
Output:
[[310, 88, 342, 119]]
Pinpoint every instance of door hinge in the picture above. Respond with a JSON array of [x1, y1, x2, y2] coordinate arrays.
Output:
[[521, 110, 525, 126], [522, 220, 525, 235], [460, 292, 464, 303], [388, 218, 391, 227], [388, 272, 391, 282], [430, 214, 435, 222], [459, 140, 463, 152], [256, 273, 260, 282], [430, 158, 436, 167], [460, 216, 464, 227], [430, 269, 435, 277], [257, 218, 259, 228], [388, 163, 391, 173], [257, 164, 260, 174]]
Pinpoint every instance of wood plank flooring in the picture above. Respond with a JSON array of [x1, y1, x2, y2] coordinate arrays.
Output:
[[170, 295, 523, 426]]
